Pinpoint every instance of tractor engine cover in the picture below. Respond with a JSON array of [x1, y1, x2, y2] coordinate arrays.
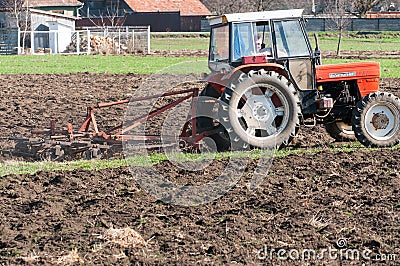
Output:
[[316, 62, 380, 97]]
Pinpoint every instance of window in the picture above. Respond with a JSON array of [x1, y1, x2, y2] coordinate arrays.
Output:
[[232, 22, 272, 61], [210, 25, 229, 62], [273, 20, 310, 58], [232, 22, 255, 60]]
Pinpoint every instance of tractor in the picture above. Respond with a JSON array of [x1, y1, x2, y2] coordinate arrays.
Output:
[[197, 9, 400, 151], [8, 9, 400, 161]]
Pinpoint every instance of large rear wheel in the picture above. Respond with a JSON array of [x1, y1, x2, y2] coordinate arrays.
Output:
[[220, 70, 301, 150], [352, 92, 400, 147]]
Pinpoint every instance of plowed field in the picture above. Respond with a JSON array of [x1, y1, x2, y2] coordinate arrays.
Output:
[[0, 74, 399, 265]]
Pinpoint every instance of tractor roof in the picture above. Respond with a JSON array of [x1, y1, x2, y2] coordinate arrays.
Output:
[[208, 9, 304, 26]]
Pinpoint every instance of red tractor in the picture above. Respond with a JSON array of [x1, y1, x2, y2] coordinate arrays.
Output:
[[197, 9, 400, 151], [9, 9, 399, 161]]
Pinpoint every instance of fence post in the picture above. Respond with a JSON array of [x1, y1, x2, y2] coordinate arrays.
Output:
[[87, 29, 91, 55], [17, 28, 21, 55], [56, 31, 59, 54], [147, 25, 151, 54], [132, 29, 135, 51], [118, 28, 121, 54], [77, 31, 80, 54], [30, 31, 34, 54]]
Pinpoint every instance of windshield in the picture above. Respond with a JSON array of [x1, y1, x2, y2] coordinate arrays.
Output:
[[273, 20, 310, 58], [232, 22, 272, 61]]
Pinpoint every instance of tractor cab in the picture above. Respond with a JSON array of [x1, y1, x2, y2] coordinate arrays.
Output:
[[207, 9, 318, 94]]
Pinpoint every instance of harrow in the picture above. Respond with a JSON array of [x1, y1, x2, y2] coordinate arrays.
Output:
[[10, 87, 215, 161]]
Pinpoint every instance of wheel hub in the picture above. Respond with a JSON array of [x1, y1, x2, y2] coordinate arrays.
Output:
[[364, 102, 399, 141], [371, 112, 390, 130], [253, 102, 270, 121], [242, 95, 276, 130]]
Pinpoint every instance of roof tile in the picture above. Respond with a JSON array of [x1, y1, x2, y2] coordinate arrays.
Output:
[[28, 0, 82, 7], [125, 0, 211, 16]]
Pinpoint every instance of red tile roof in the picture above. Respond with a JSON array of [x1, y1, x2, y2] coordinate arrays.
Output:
[[28, 0, 82, 7], [125, 0, 211, 16]]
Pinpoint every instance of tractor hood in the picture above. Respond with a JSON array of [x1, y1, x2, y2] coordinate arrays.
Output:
[[316, 62, 381, 97]]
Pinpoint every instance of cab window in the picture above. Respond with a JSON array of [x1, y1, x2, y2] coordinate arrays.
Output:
[[232, 22, 272, 61], [273, 20, 310, 58], [210, 25, 229, 62]]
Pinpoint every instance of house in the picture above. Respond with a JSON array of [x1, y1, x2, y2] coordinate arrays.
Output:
[[77, 0, 211, 31], [0, 1, 81, 54], [27, 0, 83, 17], [0, 0, 82, 29], [78, 0, 131, 17], [124, 0, 210, 16], [125, 0, 211, 31], [29, 9, 80, 53]]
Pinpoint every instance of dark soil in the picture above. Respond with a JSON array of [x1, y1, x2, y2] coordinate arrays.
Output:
[[0, 74, 398, 157], [0, 74, 399, 265], [0, 149, 399, 265]]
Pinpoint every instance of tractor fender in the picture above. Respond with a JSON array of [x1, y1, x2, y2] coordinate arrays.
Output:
[[205, 63, 287, 94], [223, 63, 288, 84]]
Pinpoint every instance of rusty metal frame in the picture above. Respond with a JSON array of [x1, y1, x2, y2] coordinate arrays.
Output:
[[31, 87, 207, 149]]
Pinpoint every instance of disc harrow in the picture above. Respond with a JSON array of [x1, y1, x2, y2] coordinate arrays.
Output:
[[9, 87, 215, 161]]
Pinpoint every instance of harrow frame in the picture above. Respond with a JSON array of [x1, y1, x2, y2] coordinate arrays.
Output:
[[11, 87, 216, 160]]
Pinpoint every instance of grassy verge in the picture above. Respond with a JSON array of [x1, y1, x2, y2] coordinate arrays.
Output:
[[324, 58, 400, 78], [0, 55, 207, 74], [151, 37, 209, 50], [309, 32, 400, 51], [149, 32, 400, 52], [0, 55, 398, 78], [2, 143, 397, 177]]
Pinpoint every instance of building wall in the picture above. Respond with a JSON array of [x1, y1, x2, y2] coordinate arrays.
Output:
[[181, 16, 203, 32], [305, 17, 400, 31], [35, 6, 79, 17], [124, 12, 181, 31], [31, 13, 75, 31], [79, 0, 131, 17], [0, 12, 18, 28]]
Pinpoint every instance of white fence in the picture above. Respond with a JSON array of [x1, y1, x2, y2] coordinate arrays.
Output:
[[18, 26, 150, 55]]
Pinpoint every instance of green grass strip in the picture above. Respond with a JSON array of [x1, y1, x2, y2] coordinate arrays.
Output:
[[0, 55, 398, 78], [1, 143, 397, 177], [0, 55, 207, 74], [324, 58, 400, 79]]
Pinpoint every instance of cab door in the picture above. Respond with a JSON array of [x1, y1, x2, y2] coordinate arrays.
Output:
[[272, 19, 315, 91]]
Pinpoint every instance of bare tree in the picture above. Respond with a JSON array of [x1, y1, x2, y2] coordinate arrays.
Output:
[[87, 0, 125, 29], [0, 0, 24, 27], [84, 0, 128, 55], [348, 0, 383, 17], [0, 0, 30, 53], [319, 0, 384, 16], [325, 0, 353, 56], [201, 0, 276, 14]]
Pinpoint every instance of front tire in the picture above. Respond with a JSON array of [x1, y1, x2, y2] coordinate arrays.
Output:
[[220, 70, 301, 150], [352, 92, 400, 147]]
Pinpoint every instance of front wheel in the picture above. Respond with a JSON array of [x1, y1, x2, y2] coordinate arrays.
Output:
[[352, 92, 400, 147]]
